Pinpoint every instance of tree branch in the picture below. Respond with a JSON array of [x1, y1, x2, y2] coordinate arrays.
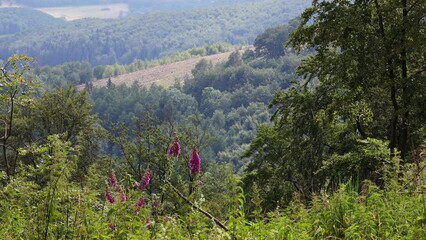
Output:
[[407, 0, 421, 14], [403, 163, 426, 188], [165, 179, 229, 232]]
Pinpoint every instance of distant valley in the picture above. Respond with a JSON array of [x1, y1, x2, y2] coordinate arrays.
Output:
[[0, 0, 310, 66]]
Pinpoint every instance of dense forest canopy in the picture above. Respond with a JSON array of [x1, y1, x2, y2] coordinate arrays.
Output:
[[88, 46, 301, 172], [0, 7, 64, 35], [1, 0, 426, 239], [0, 0, 310, 66], [244, 0, 426, 210], [5, 0, 266, 13]]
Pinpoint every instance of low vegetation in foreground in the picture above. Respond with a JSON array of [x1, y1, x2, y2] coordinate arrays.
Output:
[[0, 131, 425, 239]]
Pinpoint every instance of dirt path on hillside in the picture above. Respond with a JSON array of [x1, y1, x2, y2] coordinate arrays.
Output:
[[77, 47, 251, 90]]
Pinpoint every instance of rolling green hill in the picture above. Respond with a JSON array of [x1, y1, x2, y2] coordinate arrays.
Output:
[[0, 7, 64, 35], [11, 0, 258, 11], [0, 0, 309, 66]]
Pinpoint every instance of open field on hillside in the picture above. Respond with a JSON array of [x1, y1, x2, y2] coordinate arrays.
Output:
[[0, 2, 20, 8], [37, 3, 129, 21], [77, 48, 251, 90]]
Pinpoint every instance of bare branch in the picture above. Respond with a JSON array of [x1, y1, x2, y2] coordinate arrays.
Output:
[[165, 179, 229, 232]]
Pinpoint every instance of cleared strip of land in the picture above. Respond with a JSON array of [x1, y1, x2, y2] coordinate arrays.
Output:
[[37, 3, 129, 21], [78, 47, 251, 90]]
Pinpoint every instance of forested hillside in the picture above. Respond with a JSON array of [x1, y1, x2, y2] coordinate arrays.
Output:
[[0, 7, 64, 35], [0, 0, 309, 66], [1, 1, 426, 239], [10, 0, 258, 11], [89, 48, 301, 171]]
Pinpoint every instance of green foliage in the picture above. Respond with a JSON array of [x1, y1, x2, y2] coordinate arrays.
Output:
[[192, 59, 213, 77], [34, 61, 94, 88], [3, 2, 426, 237], [290, 0, 426, 159], [33, 88, 102, 178], [0, 55, 37, 178], [243, 88, 329, 210], [1, 54, 426, 239], [12, 0, 258, 9], [183, 52, 299, 104], [2, 154, 425, 239], [34, 43, 232, 88], [244, 0, 426, 212], [0, 55, 101, 183], [0, 0, 310, 66], [308, 181, 426, 239], [254, 22, 296, 58], [0, 8, 64, 36], [89, 47, 301, 172]]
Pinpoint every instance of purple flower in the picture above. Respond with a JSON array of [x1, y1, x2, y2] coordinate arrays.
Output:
[[106, 187, 115, 204], [189, 147, 201, 175], [141, 169, 150, 190], [145, 219, 151, 229], [118, 187, 126, 203], [109, 223, 116, 230], [109, 174, 117, 188], [137, 197, 145, 207], [134, 181, 140, 189], [136, 197, 145, 215], [168, 138, 181, 157]]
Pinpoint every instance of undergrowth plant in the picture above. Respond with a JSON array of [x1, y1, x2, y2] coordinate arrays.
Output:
[[0, 130, 426, 239]]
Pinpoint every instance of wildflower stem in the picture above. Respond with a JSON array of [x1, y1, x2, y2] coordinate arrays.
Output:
[[165, 179, 229, 232]]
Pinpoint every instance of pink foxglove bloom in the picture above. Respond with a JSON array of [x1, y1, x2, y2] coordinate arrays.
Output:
[[106, 187, 115, 204], [145, 219, 152, 229], [118, 188, 126, 203], [134, 181, 140, 189], [137, 197, 145, 207], [163, 215, 171, 223], [109, 223, 116, 230], [109, 174, 117, 188], [189, 147, 201, 175], [141, 169, 150, 190], [168, 138, 181, 157], [136, 197, 145, 215]]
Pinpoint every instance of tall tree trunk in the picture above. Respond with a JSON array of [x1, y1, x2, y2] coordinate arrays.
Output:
[[2, 90, 16, 178], [399, 0, 409, 160], [390, 85, 398, 158], [374, 0, 399, 158]]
